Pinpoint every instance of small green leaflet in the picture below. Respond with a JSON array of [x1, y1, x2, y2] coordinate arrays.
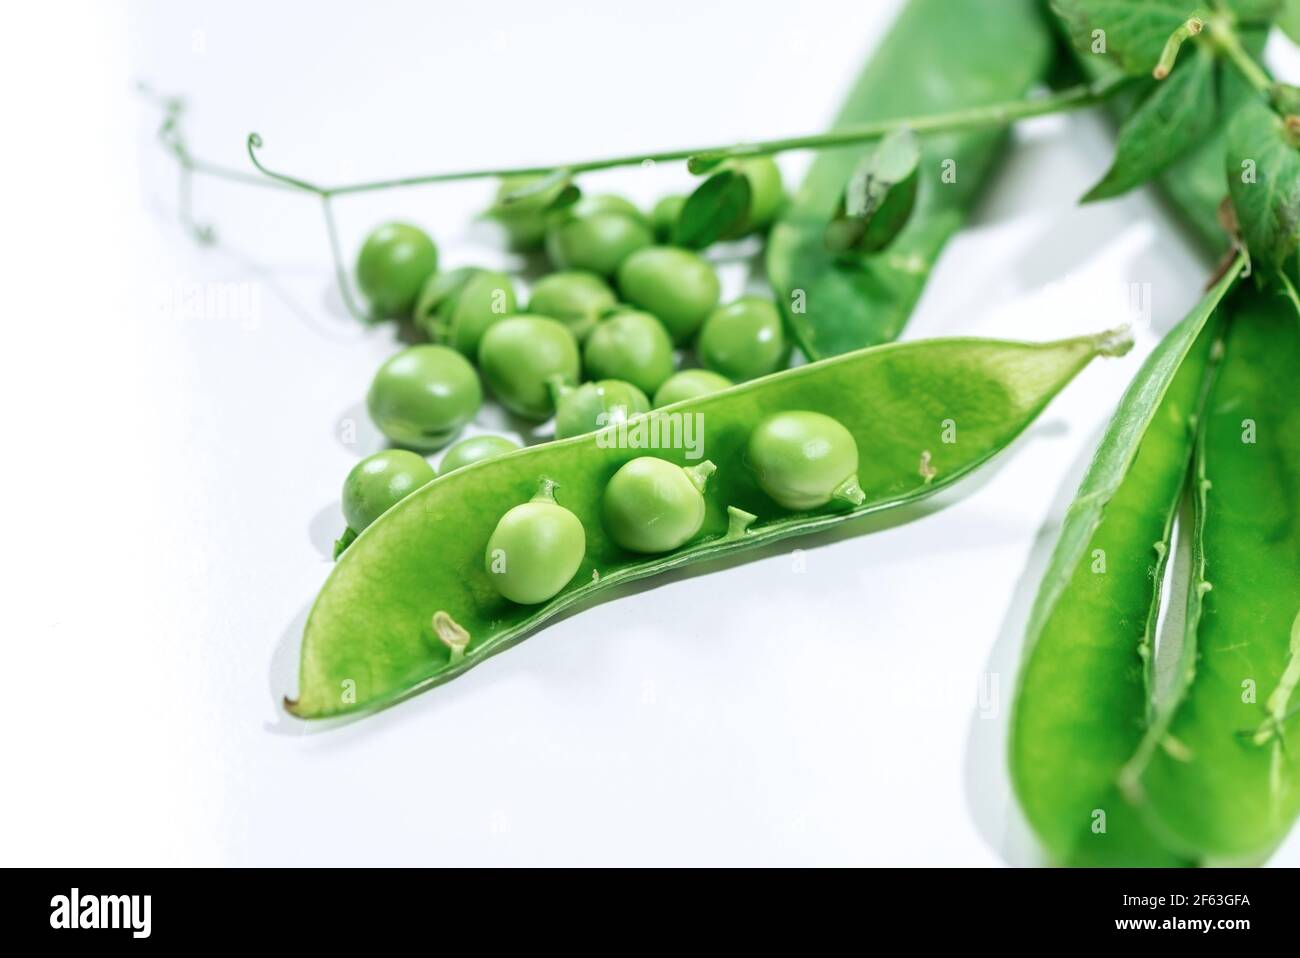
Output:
[[333, 527, 358, 560], [1083, 46, 1217, 201], [1226, 98, 1300, 269], [824, 128, 920, 254], [673, 169, 751, 249], [1051, 0, 1206, 76]]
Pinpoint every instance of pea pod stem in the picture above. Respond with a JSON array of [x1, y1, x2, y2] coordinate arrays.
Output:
[[683, 460, 716, 493], [1205, 14, 1274, 98], [241, 77, 1125, 199]]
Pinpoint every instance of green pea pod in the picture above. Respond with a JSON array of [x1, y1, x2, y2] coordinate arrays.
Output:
[[1010, 259, 1243, 867], [288, 329, 1130, 719], [1130, 283, 1300, 864], [766, 0, 1053, 360]]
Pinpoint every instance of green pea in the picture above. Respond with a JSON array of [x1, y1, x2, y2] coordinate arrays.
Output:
[[616, 246, 721, 344], [478, 315, 581, 420], [651, 195, 686, 242], [486, 174, 569, 251], [485, 479, 586, 604], [603, 457, 716, 554], [414, 266, 477, 336], [653, 369, 733, 407], [747, 410, 865, 510], [355, 222, 439, 319], [551, 379, 650, 440], [583, 309, 675, 396], [434, 269, 517, 357], [697, 296, 789, 381], [723, 156, 784, 235], [545, 195, 653, 277], [342, 449, 437, 534], [367, 345, 482, 451], [527, 270, 617, 342], [439, 434, 521, 474]]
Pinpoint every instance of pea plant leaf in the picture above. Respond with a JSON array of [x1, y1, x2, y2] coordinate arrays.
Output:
[[1223, 0, 1281, 20], [673, 169, 751, 249], [1051, 0, 1205, 76], [1083, 46, 1218, 202], [1226, 98, 1300, 269], [824, 128, 920, 254]]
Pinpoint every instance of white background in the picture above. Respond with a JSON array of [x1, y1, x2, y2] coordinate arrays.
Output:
[[2, 0, 1297, 866]]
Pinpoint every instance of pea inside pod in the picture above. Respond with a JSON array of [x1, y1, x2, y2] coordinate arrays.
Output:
[[439, 434, 521, 474], [290, 328, 1127, 718], [748, 410, 865, 510], [550, 378, 650, 440], [603, 457, 716, 554], [485, 479, 587, 605]]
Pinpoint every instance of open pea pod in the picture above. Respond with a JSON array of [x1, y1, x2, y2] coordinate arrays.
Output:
[[1130, 283, 1300, 864], [289, 329, 1129, 719], [765, 0, 1053, 360], [1010, 260, 1243, 867]]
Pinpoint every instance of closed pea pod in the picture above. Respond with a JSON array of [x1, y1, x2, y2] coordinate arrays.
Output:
[[439, 434, 521, 474], [355, 222, 439, 319], [485, 479, 586, 605], [603, 457, 716, 554], [583, 309, 675, 396], [653, 368, 733, 407], [616, 246, 721, 344], [366, 344, 482, 451], [478, 315, 581, 420], [1010, 261, 1244, 867], [289, 328, 1127, 718], [698, 296, 789, 381]]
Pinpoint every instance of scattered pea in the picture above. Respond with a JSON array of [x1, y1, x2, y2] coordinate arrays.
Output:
[[545, 194, 653, 277], [367, 344, 482, 451], [723, 156, 784, 235], [342, 449, 437, 534], [485, 478, 586, 604], [651, 195, 686, 242], [487, 174, 568, 250], [355, 222, 439, 319], [697, 296, 789, 381], [583, 309, 676, 396], [603, 457, 716, 554], [439, 434, 521, 474], [551, 378, 650, 439], [478, 315, 581, 420], [616, 246, 721, 343], [433, 269, 517, 357], [527, 270, 617, 342], [414, 266, 477, 337], [653, 369, 733, 407], [747, 410, 865, 510]]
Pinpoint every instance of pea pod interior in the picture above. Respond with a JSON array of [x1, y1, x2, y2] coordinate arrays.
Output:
[[289, 331, 1126, 719]]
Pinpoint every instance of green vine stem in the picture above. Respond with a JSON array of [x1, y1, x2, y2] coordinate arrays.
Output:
[[1206, 14, 1275, 98]]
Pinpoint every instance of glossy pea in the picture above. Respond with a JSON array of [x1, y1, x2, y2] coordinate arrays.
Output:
[[485, 479, 586, 604], [582, 309, 675, 396], [439, 434, 521, 474], [616, 246, 721, 344], [414, 266, 477, 337], [551, 379, 650, 440], [527, 270, 617, 342], [653, 369, 733, 407], [697, 296, 789, 381], [651, 195, 686, 242], [435, 269, 517, 357], [603, 457, 716, 554], [545, 194, 652, 277], [342, 449, 437, 534], [367, 345, 481, 451], [747, 410, 865, 511], [355, 222, 439, 319], [478, 315, 581, 420]]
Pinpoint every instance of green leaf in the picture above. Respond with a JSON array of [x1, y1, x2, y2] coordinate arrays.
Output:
[[1011, 257, 1242, 866], [1051, 0, 1205, 76], [1226, 98, 1300, 269], [1224, 0, 1281, 21], [498, 168, 571, 204], [767, 0, 1054, 359], [673, 170, 751, 249], [1282, 0, 1300, 43], [825, 129, 920, 254], [1083, 46, 1217, 201]]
